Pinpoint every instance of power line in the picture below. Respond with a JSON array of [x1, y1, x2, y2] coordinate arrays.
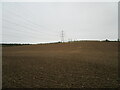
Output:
[[3, 18, 57, 36], [2, 5, 61, 43], [3, 8, 57, 35]]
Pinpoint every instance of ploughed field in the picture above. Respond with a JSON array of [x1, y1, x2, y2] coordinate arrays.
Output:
[[2, 42, 119, 88]]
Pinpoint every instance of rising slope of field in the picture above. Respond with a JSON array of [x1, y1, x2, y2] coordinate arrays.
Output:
[[2, 42, 119, 88]]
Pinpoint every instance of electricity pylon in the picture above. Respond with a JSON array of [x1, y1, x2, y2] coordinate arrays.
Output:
[[61, 30, 64, 43]]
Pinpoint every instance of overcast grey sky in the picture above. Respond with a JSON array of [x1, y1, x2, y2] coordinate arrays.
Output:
[[2, 2, 118, 44]]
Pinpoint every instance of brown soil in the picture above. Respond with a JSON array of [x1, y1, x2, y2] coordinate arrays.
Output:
[[2, 42, 119, 88]]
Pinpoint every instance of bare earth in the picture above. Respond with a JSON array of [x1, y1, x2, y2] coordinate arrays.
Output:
[[2, 42, 119, 88]]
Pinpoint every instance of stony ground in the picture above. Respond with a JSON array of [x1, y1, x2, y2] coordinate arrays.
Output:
[[2, 42, 119, 88]]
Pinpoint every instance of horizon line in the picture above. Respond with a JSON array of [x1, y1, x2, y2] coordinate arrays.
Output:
[[1, 39, 119, 45]]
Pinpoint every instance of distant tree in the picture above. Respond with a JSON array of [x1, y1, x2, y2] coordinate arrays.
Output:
[[105, 39, 109, 42], [118, 38, 120, 42]]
